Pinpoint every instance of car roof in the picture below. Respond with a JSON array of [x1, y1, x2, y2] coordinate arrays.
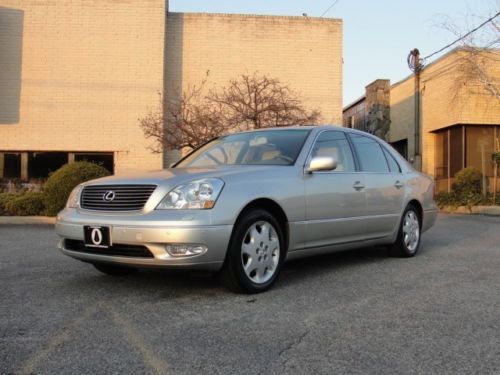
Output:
[[233, 125, 375, 138]]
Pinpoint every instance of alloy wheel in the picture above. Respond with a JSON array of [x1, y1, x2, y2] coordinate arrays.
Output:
[[240, 221, 280, 284], [402, 210, 420, 252]]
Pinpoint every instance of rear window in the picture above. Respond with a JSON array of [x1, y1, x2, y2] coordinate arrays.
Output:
[[349, 133, 389, 173]]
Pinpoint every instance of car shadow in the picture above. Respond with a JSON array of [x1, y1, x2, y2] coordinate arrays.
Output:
[[64, 245, 400, 298], [277, 245, 390, 288]]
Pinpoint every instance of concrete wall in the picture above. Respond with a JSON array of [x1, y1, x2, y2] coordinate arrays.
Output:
[[0, 0, 165, 173]]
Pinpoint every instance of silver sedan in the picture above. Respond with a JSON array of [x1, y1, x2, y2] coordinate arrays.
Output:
[[56, 126, 437, 293]]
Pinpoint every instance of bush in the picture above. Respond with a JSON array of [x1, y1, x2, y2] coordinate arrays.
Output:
[[0, 192, 19, 215], [435, 191, 455, 208], [3, 192, 45, 216], [451, 167, 483, 210], [43, 162, 110, 216]]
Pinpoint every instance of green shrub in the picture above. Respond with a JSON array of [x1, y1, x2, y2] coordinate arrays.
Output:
[[3, 192, 45, 216], [450, 167, 483, 211], [0, 192, 19, 215], [435, 191, 455, 208], [43, 162, 110, 216]]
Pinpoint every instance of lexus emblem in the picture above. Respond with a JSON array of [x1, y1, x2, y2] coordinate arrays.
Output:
[[103, 190, 116, 202], [91, 228, 103, 246]]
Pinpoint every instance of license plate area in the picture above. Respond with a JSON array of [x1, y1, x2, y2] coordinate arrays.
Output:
[[83, 226, 111, 248]]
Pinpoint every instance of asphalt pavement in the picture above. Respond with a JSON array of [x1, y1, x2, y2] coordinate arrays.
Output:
[[1, 214, 499, 374]]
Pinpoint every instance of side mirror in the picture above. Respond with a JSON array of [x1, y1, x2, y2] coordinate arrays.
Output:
[[306, 156, 337, 173]]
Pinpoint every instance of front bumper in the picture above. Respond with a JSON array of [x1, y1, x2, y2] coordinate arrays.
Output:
[[55, 209, 233, 271]]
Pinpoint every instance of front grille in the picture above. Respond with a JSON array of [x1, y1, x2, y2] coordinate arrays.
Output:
[[80, 184, 157, 211], [64, 239, 154, 258]]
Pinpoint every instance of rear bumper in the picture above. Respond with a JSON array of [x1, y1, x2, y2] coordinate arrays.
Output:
[[422, 208, 438, 233], [55, 209, 233, 271]]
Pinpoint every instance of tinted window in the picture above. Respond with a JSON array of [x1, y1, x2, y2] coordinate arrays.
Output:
[[311, 131, 355, 172], [382, 147, 401, 173], [176, 130, 310, 167], [350, 134, 389, 172]]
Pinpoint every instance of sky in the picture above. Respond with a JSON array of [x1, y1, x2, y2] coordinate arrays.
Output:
[[169, 0, 498, 106]]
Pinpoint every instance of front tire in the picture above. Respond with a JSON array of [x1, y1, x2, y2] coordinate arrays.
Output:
[[390, 204, 421, 257], [92, 263, 138, 276], [220, 209, 285, 293]]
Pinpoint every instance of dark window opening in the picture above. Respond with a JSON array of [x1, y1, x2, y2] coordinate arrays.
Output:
[[28, 152, 68, 178], [390, 139, 408, 160], [3, 153, 21, 178], [449, 126, 463, 177], [75, 153, 114, 173]]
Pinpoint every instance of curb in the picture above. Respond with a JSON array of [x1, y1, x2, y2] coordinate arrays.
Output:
[[0, 216, 56, 225], [439, 205, 500, 216]]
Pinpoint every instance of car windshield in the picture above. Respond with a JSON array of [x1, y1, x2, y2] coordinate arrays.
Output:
[[175, 129, 311, 168]]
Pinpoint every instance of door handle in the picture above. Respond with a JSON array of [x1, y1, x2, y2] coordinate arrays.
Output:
[[353, 181, 365, 190], [394, 180, 404, 189]]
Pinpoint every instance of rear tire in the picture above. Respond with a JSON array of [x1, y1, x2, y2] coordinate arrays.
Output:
[[92, 263, 138, 276], [389, 204, 421, 257], [220, 209, 285, 293]]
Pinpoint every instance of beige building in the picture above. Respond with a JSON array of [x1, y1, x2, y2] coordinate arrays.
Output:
[[0, 1, 343, 180], [343, 48, 500, 192]]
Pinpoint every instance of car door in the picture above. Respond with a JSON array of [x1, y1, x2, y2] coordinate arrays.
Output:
[[348, 133, 405, 239], [304, 130, 367, 248]]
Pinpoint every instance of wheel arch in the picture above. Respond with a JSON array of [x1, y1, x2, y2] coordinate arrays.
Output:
[[407, 199, 423, 224], [234, 198, 289, 251]]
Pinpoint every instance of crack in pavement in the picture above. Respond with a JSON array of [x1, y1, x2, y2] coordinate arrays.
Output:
[[278, 329, 310, 368]]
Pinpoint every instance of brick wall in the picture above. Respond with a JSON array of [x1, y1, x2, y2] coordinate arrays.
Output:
[[164, 12, 343, 166], [389, 49, 500, 176], [0, 0, 165, 173], [0, 4, 343, 173]]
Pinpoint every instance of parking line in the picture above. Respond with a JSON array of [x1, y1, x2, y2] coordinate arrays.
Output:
[[105, 303, 170, 375], [20, 303, 101, 374]]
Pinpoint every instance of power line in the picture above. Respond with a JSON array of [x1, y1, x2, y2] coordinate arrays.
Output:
[[423, 11, 500, 61], [320, 0, 340, 17]]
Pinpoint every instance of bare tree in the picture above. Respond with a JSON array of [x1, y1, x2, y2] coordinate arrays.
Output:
[[434, 9, 500, 100], [139, 73, 321, 152], [140, 82, 228, 152], [207, 73, 321, 130]]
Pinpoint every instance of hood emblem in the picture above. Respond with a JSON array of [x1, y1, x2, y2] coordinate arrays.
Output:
[[103, 191, 116, 202]]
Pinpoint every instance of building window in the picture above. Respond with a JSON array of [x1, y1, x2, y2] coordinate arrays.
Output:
[[390, 139, 408, 160], [434, 125, 499, 192], [3, 153, 21, 178], [449, 126, 464, 177], [74, 153, 114, 173], [466, 127, 495, 178], [28, 152, 68, 178]]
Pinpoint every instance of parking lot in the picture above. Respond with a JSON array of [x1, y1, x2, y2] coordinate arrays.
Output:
[[1, 214, 500, 374]]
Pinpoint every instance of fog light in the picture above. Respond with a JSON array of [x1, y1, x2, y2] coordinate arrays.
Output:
[[166, 244, 208, 257]]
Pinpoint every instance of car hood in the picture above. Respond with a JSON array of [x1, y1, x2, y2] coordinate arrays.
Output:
[[84, 166, 284, 188]]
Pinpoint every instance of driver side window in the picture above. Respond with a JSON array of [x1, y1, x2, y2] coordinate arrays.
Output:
[[311, 131, 356, 172]]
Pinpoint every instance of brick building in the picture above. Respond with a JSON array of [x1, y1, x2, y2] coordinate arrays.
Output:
[[0, 1, 343, 180], [343, 48, 500, 192]]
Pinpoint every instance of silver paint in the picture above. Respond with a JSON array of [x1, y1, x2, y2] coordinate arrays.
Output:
[[55, 126, 438, 270]]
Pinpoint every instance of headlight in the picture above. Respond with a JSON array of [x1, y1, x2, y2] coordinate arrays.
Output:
[[156, 178, 224, 210], [66, 185, 83, 208]]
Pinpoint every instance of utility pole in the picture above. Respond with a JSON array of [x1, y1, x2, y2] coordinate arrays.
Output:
[[407, 48, 422, 171]]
